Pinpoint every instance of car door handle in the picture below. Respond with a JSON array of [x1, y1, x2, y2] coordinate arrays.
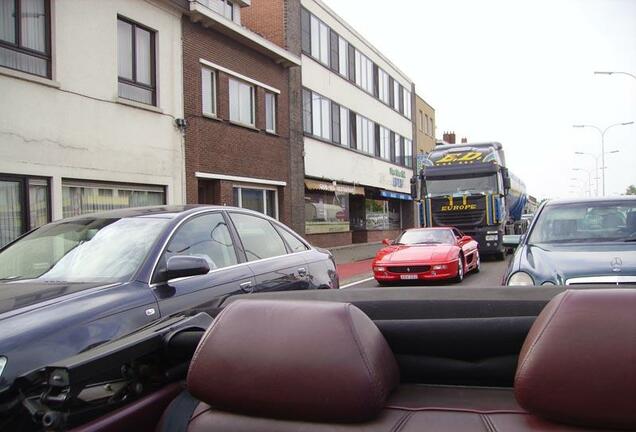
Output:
[[239, 281, 253, 293], [297, 268, 307, 277]]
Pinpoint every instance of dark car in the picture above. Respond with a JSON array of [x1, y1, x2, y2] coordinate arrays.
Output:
[[502, 197, 636, 286], [0, 205, 338, 392]]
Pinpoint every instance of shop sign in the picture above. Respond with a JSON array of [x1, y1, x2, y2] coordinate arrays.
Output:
[[304, 179, 364, 195], [389, 168, 406, 188]]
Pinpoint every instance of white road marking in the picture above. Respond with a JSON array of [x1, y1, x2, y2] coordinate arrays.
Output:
[[340, 277, 376, 289]]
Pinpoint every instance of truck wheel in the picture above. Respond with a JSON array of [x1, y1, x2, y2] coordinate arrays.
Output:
[[454, 258, 464, 283]]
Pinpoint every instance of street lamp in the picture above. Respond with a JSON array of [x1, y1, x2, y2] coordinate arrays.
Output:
[[573, 152, 599, 196], [594, 71, 636, 81], [572, 122, 634, 196]]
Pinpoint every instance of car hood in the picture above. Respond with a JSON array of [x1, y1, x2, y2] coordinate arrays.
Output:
[[519, 243, 636, 284], [376, 244, 458, 263]]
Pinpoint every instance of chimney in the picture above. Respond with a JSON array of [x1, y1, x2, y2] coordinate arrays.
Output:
[[461, 137, 468, 144], [442, 131, 456, 144]]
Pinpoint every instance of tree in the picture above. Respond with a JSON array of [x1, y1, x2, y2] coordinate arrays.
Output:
[[626, 185, 636, 195]]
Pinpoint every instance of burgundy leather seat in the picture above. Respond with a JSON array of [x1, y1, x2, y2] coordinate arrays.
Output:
[[160, 290, 636, 431]]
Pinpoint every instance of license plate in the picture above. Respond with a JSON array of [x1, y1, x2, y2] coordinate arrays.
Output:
[[400, 274, 418, 280]]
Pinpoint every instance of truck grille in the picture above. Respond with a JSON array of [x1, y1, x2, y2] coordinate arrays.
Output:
[[433, 210, 484, 227], [387, 265, 431, 273]]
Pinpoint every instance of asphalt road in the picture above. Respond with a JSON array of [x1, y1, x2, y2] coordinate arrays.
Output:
[[343, 256, 511, 289]]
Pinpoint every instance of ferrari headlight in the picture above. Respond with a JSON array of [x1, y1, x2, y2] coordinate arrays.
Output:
[[374, 266, 386, 272], [508, 272, 534, 286], [0, 356, 6, 377], [432, 264, 448, 270]]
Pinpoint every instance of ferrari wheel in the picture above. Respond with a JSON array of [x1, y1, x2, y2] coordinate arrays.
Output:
[[474, 254, 481, 273], [454, 257, 464, 283]]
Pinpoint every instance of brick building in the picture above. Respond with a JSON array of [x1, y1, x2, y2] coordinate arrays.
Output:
[[244, 0, 417, 247], [179, 0, 303, 232]]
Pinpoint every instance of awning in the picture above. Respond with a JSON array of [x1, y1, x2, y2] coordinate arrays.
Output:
[[305, 179, 365, 195], [380, 190, 413, 201]]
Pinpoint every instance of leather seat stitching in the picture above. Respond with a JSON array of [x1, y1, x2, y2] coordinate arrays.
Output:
[[516, 290, 571, 379], [344, 303, 384, 404], [384, 406, 526, 414]]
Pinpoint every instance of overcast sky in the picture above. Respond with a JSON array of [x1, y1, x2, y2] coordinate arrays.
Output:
[[322, 0, 636, 200]]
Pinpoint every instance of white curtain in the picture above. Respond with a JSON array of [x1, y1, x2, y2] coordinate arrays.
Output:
[[0, 0, 15, 43], [0, 180, 23, 248], [21, 0, 45, 52]]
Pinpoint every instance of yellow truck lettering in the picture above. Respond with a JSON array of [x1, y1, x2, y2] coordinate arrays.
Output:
[[441, 203, 478, 211], [435, 152, 485, 165]]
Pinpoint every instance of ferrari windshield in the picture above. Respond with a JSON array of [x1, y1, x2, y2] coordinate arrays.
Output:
[[528, 201, 636, 244], [0, 217, 168, 283], [426, 175, 498, 196], [397, 229, 456, 245]]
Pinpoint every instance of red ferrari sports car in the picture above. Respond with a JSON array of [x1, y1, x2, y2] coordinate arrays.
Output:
[[373, 227, 480, 284]]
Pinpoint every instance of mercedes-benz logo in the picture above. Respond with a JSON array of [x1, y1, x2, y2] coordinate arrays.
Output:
[[611, 257, 623, 273]]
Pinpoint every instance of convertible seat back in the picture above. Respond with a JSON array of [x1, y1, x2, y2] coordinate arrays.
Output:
[[159, 291, 636, 431]]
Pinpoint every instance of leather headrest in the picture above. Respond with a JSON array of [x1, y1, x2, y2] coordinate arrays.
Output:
[[515, 289, 636, 430], [187, 299, 399, 423]]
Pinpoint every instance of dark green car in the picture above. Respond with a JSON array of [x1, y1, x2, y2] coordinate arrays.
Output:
[[503, 197, 636, 286]]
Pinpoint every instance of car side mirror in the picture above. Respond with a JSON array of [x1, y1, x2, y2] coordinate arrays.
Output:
[[164, 256, 210, 281], [502, 235, 521, 248], [461, 235, 473, 243], [382, 239, 393, 246]]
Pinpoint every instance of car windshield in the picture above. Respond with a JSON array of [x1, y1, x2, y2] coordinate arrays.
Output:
[[426, 175, 498, 196], [528, 202, 636, 244], [397, 229, 456, 245], [0, 217, 168, 283]]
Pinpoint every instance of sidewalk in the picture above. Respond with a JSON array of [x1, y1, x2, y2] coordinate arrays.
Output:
[[329, 242, 383, 286]]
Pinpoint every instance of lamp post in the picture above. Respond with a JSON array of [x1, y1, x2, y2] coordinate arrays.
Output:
[[572, 122, 633, 196], [573, 152, 599, 196]]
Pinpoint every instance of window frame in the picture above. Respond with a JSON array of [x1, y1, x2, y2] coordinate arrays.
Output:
[[201, 67, 217, 117], [0, 0, 52, 78], [265, 91, 277, 133], [117, 15, 157, 106], [233, 185, 279, 220], [229, 77, 256, 127], [274, 223, 311, 254], [0, 173, 51, 248]]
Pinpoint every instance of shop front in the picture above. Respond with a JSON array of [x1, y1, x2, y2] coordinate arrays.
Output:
[[351, 188, 413, 244]]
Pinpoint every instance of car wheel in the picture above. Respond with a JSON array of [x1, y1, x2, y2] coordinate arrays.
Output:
[[474, 254, 481, 273], [454, 257, 464, 283]]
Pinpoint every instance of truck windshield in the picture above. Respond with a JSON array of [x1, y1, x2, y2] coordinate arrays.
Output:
[[426, 175, 498, 196], [0, 217, 168, 283]]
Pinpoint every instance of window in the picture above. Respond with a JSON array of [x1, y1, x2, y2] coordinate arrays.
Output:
[[379, 126, 391, 160], [276, 226, 309, 253], [428, 116, 434, 137], [305, 190, 350, 234], [394, 134, 403, 165], [117, 17, 156, 105], [229, 212, 287, 261], [340, 106, 350, 147], [404, 138, 413, 167], [338, 35, 347, 77], [0, 175, 50, 247], [359, 199, 401, 231], [378, 68, 390, 104], [0, 0, 50, 77], [331, 102, 340, 144], [200, 0, 235, 21], [354, 49, 373, 93], [419, 111, 424, 131], [265, 92, 276, 133], [62, 181, 165, 219], [424, 114, 429, 134], [301, 8, 310, 54], [311, 91, 331, 140], [403, 87, 412, 118], [201, 67, 216, 116], [309, 14, 329, 65], [355, 114, 375, 155], [163, 212, 237, 272], [233, 187, 278, 219], [392, 80, 401, 110], [229, 78, 255, 126]]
